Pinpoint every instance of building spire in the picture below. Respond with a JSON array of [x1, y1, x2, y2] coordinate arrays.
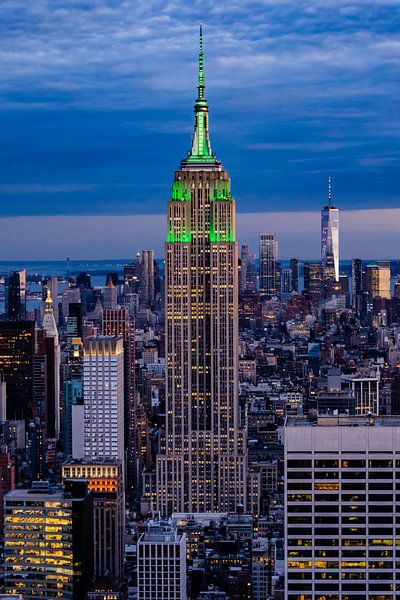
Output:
[[182, 25, 218, 167], [198, 24, 204, 98], [328, 175, 332, 207]]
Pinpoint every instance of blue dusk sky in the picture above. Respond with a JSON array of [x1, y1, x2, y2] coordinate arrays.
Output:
[[1, 0, 400, 258]]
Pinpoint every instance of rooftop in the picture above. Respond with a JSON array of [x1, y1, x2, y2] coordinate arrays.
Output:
[[286, 415, 400, 428]]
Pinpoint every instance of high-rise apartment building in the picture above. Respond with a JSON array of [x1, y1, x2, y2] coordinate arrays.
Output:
[[103, 308, 138, 497], [0, 320, 35, 421], [285, 415, 400, 600], [364, 261, 391, 299], [5, 271, 26, 320], [83, 336, 124, 463], [156, 29, 247, 515], [4, 480, 93, 599], [321, 177, 339, 287], [62, 460, 125, 582], [259, 233, 279, 298], [137, 521, 187, 600]]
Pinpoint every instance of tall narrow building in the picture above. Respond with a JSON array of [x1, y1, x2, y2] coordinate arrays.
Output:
[[259, 233, 278, 299], [5, 270, 26, 320], [321, 176, 339, 287], [156, 28, 247, 515]]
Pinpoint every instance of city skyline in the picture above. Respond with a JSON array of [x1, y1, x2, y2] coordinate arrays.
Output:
[[1, 1, 400, 258]]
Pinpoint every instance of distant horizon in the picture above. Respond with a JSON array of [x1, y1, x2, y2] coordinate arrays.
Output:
[[1, 208, 400, 260]]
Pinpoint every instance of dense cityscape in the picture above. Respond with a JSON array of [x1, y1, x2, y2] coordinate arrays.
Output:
[[1, 25, 400, 600]]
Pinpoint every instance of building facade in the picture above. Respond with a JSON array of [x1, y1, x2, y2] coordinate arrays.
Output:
[[156, 29, 247, 515], [83, 336, 124, 463], [4, 481, 93, 599], [259, 233, 279, 299], [5, 271, 26, 321], [285, 415, 400, 600], [137, 522, 187, 600], [62, 460, 125, 582]]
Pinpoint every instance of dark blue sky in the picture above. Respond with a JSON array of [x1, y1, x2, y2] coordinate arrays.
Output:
[[1, 0, 400, 220]]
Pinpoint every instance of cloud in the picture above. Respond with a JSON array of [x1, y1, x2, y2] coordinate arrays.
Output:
[[0, 1, 399, 219]]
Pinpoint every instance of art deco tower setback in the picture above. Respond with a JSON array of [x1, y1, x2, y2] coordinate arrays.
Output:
[[156, 28, 247, 515]]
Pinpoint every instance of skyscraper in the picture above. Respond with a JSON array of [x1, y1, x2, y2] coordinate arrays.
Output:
[[285, 415, 400, 599], [364, 261, 391, 299], [5, 271, 26, 320], [303, 262, 323, 306], [351, 258, 363, 307], [4, 480, 93, 599], [62, 460, 125, 582], [41, 290, 60, 439], [141, 249, 155, 307], [259, 233, 278, 298], [103, 307, 138, 499], [103, 275, 118, 309], [321, 176, 339, 287], [83, 336, 124, 463], [156, 28, 247, 515], [290, 258, 299, 292], [0, 320, 35, 421]]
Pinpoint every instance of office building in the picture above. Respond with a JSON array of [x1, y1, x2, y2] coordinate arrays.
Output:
[[41, 290, 60, 439], [281, 267, 292, 297], [62, 460, 124, 581], [303, 262, 323, 306], [246, 252, 258, 292], [137, 521, 187, 600], [352, 258, 363, 302], [103, 276, 118, 310], [285, 415, 400, 600], [43, 276, 59, 323], [83, 336, 124, 462], [62, 286, 81, 320], [259, 233, 279, 298], [290, 258, 299, 292], [364, 261, 391, 299], [4, 480, 93, 599], [321, 176, 339, 287], [5, 271, 26, 321], [142, 249, 155, 307], [0, 320, 35, 421], [0, 451, 14, 538], [156, 29, 247, 515]]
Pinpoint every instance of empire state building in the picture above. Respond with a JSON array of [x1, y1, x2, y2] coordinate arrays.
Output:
[[156, 28, 247, 515]]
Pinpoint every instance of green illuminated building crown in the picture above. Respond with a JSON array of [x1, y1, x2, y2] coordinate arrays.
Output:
[[181, 26, 219, 168]]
